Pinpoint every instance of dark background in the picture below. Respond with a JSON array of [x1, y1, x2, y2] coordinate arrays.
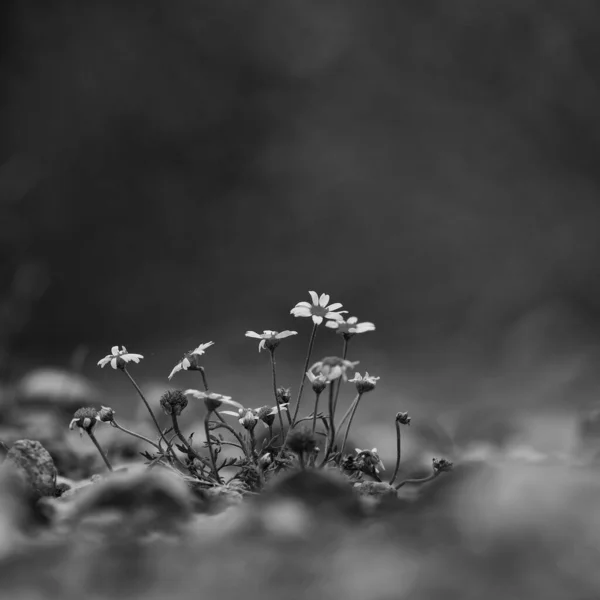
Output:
[[3, 0, 600, 421]]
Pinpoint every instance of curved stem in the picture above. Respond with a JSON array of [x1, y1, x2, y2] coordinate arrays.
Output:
[[112, 420, 161, 451], [311, 391, 321, 435], [171, 413, 202, 462], [338, 393, 363, 455], [203, 412, 221, 484], [291, 323, 318, 424], [319, 382, 337, 466], [214, 411, 249, 458], [87, 430, 113, 472], [269, 349, 286, 442], [395, 471, 438, 490], [122, 368, 169, 448], [336, 393, 360, 439], [389, 419, 402, 486], [199, 367, 209, 392]]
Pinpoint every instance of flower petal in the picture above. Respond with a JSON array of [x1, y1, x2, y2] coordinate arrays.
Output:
[[276, 330, 297, 339], [325, 321, 339, 329], [325, 312, 345, 321], [98, 356, 111, 367], [291, 307, 312, 317], [356, 322, 375, 333], [312, 315, 324, 325], [326, 302, 342, 311], [111, 346, 119, 355], [294, 301, 312, 309], [245, 331, 263, 339], [347, 316, 358, 324], [308, 291, 319, 306], [110, 357, 118, 369], [258, 340, 266, 352], [168, 362, 182, 380], [319, 293, 330, 307], [220, 410, 240, 417], [182, 357, 191, 369]]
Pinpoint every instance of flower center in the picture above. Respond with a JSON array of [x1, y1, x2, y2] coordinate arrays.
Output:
[[311, 305, 327, 317]]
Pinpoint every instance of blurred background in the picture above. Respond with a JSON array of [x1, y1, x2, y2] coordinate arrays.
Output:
[[2, 0, 600, 449]]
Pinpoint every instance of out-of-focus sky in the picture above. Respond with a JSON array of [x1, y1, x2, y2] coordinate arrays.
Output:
[[3, 0, 600, 419]]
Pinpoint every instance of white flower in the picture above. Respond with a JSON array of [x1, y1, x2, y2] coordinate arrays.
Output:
[[184, 389, 242, 412], [97, 346, 144, 370], [309, 357, 359, 381], [348, 371, 380, 393], [245, 330, 297, 352], [290, 291, 347, 325], [168, 341, 214, 379], [325, 316, 375, 338], [223, 404, 289, 427], [306, 370, 329, 393]]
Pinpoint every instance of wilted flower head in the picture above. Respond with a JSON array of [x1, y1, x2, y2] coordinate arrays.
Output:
[[255, 404, 289, 427], [325, 316, 376, 339], [160, 390, 189, 416], [69, 407, 99, 436], [245, 330, 297, 352], [396, 411, 411, 425], [355, 448, 385, 474], [349, 372, 380, 394], [309, 357, 359, 382], [276, 387, 292, 405], [185, 389, 243, 413], [97, 346, 144, 370], [97, 405, 115, 424], [286, 427, 317, 455], [168, 342, 214, 380], [239, 410, 258, 431], [433, 457, 453, 473], [290, 291, 347, 325], [306, 370, 329, 394]]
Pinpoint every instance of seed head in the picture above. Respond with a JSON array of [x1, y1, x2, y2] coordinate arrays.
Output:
[[239, 410, 258, 431], [433, 457, 453, 473], [160, 390, 188, 416], [396, 411, 411, 425]]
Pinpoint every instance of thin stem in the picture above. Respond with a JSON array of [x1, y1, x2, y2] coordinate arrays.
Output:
[[268, 424, 274, 442], [291, 322, 318, 424], [395, 472, 438, 490], [298, 452, 305, 470], [311, 391, 322, 435], [111, 420, 161, 451], [249, 428, 257, 463], [332, 337, 350, 414], [338, 393, 363, 455], [199, 367, 209, 392], [122, 368, 169, 448], [336, 393, 361, 438], [389, 419, 402, 486], [214, 411, 249, 458], [171, 413, 202, 462], [203, 412, 221, 484], [319, 382, 337, 467], [87, 430, 113, 472], [269, 349, 286, 442]]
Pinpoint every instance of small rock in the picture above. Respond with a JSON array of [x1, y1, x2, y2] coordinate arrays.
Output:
[[4, 439, 57, 498]]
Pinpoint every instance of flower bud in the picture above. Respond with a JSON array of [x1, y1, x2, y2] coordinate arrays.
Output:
[[256, 405, 276, 427], [239, 410, 258, 431], [160, 390, 188, 416], [276, 387, 291, 405], [396, 411, 410, 425], [97, 405, 116, 423], [69, 407, 99, 435], [432, 457, 453, 473]]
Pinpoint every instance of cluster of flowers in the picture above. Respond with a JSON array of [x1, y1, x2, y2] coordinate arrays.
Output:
[[70, 292, 452, 491]]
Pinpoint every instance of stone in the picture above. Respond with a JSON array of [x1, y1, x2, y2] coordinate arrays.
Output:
[[4, 439, 57, 498]]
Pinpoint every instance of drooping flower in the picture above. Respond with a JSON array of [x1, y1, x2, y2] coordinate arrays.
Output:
[[355, 447, 385, 474], [97, 405, 116, 424], [325, 316, 375, 339], [69, 407, 99, 437], [309, 356, 359, 382], [255, 404, 290, 427], [306, 370, 329, 394], [290, 291, 347, 325], [348, 372, 380, 394], [244, 330, 297, 352], [168, 342, 214, 379], [184, 389, 243, 413], [97, 346, 144, 370]]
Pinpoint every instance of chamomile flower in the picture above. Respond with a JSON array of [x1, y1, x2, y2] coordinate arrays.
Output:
[[184, 389, 243, 413], [348, 372, 380, 393], [255, 404, 290, 427], [168, 342, 214, 380], [97, 346, 144, 370], [245, 330, 297, 352], [306, 370, 329, 394], [69, 407, 99, 437], [325, 316, 375, 339], [290, 291, 347, 325], [309, 357, 359, 382]]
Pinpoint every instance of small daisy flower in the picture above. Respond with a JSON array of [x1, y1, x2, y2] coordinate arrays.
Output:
[[309, 356, 359, 382], [184, 389, 243, 413], [255, 404, 290, 427], [290, 291, 347, 325], [97, 346, 144, 370], [69, 407, 99, 437], [168, 342, 214, 380], [306, 370, 329, 394], [348, 372, 380, 394], [245, 330, 298, 352], [325, 316, 375, 339]]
